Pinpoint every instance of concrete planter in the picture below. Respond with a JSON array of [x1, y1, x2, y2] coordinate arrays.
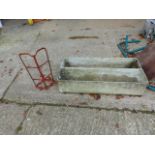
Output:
[[58, 57, 148, 95]]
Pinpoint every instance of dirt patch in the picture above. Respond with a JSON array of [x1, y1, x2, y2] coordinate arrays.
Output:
[[115, 123, 119, 128], [116, 95, 124, 99], [138, 34, 145, 39], [69, 36, 99, 40], [89, 94, 101, 100], [8, 68, 13, 76], [121, 24, 135, 28], [75, 50, 80, 54], [15, 126, 23, 133], [36, 110, 43, 115], [78, 102, 88, 105], [53, 79, 58, 85], [80, 28, 91, 31]]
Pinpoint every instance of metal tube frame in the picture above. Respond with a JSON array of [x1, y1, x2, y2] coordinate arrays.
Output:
[[19, 47, 55, 90]]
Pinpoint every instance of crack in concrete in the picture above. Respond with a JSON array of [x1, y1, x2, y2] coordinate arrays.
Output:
[[1, 98, 155, 115], [15, 105, 35, 134], [0, 69, 21, 102]]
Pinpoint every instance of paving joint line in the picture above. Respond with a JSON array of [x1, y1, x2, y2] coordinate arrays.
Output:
[[1, 98, 155, 115]]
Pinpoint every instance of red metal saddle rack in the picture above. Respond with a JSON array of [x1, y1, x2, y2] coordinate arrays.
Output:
[[19, 48, 55, 90]]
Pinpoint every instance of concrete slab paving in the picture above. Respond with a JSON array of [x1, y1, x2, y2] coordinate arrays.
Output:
[[2, 19, 154, 112], [30, 27, 143, 65], [4, 68, 155, 112], [0, 20, 41, 99], [19, 105, 155, 135], [0, 22, 40, 53], [1, 19, 155, 135], [0, 54, 20, 99], [0, 103, 29, 134]]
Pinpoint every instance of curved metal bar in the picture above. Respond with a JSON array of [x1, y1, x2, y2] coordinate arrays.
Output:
[[19, 48, 55, 90], [19, 53, 37, 87]]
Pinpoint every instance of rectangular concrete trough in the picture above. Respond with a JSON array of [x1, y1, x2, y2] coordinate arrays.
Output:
[[58, 57, 148, 95]]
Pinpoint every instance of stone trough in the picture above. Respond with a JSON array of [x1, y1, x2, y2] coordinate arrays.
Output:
[[58, 57, 148, 95]]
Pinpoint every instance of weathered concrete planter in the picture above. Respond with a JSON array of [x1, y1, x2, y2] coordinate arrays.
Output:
[[58, 57, 148, 95]]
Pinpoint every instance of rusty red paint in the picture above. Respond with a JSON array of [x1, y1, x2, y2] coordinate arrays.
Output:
[[19, 48, 55, 90], [89, 93, 101, 100], [138, 34, 145, 40], [116, 95, 124, 99]]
